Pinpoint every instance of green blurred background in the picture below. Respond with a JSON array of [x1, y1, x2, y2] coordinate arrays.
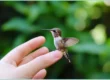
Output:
[[0, 1, 110, 79]]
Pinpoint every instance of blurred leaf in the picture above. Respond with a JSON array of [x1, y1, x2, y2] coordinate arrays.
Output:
[[73, 42, 106, 54], [2, 18, 40, 34], [37, 2, 49, 14], [89, 73, 110, 79], [103, 61, 110, 73], [90, 24, 106, 45], [46, 61, 66, 78], [76, 32, 94, 43], [50, 1, 69, 17], [43, 33, 55, 51], [27, 5, 40, 23], [74, 53, 98, 75], [12, 35, 27, 48], [4, 2, 29, 15], [14, 2, 29, 15]]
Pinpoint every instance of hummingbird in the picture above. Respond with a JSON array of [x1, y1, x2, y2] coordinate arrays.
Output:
[[43, 28, 79, 63]]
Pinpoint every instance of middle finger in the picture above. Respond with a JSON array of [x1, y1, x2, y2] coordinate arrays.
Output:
[[19, 47, 49, 65]]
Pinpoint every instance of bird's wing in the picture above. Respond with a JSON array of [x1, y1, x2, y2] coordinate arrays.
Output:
[[63, 37, 79, 47]]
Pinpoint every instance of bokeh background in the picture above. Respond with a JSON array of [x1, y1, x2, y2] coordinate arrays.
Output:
[[0, 1, 110, 79]]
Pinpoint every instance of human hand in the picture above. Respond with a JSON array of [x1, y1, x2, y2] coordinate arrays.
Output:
[[0, 36, 62, 79]]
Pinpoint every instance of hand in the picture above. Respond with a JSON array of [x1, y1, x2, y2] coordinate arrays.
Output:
[[0, 36, 62, 79]]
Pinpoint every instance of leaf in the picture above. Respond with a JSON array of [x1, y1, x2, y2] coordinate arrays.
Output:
[[4, 2, 29, 15], [43, 33, 55, 51], [14, 2, 29, 15], [27, 5, 40, 23], [2, 18, 39, 34], [73, 42, 106, 54], [12, 35, 27, 48], [50, 1, 69, 17]]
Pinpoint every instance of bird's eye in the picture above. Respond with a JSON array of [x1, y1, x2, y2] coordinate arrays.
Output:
[[53, 30, 56, 32]]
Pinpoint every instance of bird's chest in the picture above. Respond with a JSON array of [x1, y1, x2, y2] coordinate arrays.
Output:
[[54, 37, 64, 49]]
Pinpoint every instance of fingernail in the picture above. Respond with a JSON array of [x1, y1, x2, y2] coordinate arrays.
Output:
[[52, 50, 63, 60]]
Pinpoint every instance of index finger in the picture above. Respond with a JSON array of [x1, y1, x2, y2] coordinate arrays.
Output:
[[2, 36, 45, 65]]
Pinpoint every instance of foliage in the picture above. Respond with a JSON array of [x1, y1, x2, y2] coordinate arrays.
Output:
[[0, 1, 110, 79]]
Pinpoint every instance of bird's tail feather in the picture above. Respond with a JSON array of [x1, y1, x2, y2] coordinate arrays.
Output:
[[64, 52, 71, 63]]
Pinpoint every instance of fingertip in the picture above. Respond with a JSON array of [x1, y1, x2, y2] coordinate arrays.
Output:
[[51, 50, 63, 60], [42, 69, 47, 75], [42, 47, 49, 53], [38, 36, 46, 42], [55, 50, 63, 54], [33, 69, 47, 79]]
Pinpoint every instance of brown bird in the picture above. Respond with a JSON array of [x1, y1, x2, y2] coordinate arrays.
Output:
[[43, 28, 79, 63]]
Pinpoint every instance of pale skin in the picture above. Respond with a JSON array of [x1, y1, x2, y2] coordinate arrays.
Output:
[[0, 36, 63, 79]]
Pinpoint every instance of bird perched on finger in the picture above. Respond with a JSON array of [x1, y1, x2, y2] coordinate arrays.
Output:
[[42, 28, 79, 63]]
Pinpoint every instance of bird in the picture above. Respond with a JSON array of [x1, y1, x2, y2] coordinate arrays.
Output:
[[42, 28, 79, 63]]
